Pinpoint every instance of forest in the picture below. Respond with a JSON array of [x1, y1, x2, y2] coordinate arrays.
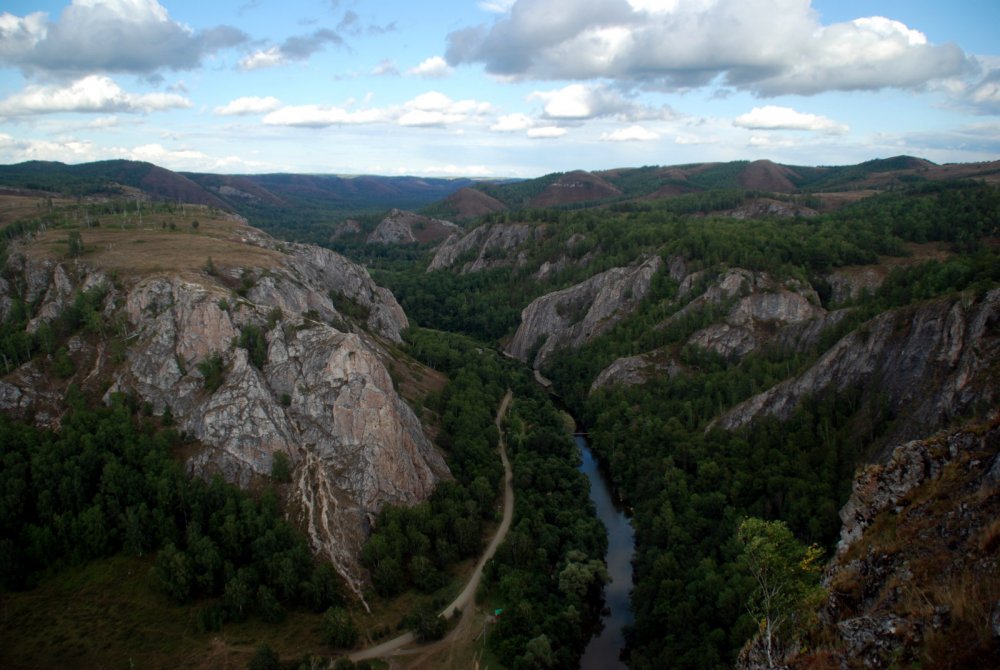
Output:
[[1, 169, 998, 669], [346, 179, 1000, 668]]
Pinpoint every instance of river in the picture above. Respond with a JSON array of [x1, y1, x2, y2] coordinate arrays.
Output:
[[575, 434, 635, 669]]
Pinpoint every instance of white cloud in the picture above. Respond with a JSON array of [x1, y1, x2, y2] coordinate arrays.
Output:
[[0, 11, 47, 60], [399, 92, 491, 127], [446, 0, 971, 96], [529, 83, 674, 121], [0, 1, 246, 75], [240, 47, 285, 70], [734, 106, 849, 134], [527, 125, 566, 138], [214, 96, 281, 116], [601, 125, 660, 141], [0, 75, 191, 116], [407, 56, 453, 78], [491, 113, 534, 131], [262, 104, 388, 127]]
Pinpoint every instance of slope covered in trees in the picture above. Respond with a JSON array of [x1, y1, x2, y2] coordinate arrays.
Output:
[[350, 178, 1000, 668]]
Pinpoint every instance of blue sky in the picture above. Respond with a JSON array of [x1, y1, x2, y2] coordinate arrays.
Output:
[[0, 0, 997, 177]]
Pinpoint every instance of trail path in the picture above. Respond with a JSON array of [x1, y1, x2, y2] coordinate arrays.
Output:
[[349, 390, 514, 663]]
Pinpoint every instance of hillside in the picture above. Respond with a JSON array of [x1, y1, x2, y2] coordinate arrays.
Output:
[[2, 158, 999, 670], [366, 173, 1000, 668]]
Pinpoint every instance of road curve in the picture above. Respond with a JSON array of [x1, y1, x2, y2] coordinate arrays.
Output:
[[349, 389, 515, 662]]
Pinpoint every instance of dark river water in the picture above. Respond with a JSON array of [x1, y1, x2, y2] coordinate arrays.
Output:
[[575, 434, 635, 669]]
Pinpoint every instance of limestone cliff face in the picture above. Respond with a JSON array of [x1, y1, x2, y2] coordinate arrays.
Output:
[[591, 266, 845, 393], [427, 223, 534, 273], [739, 417, 1000, 670], [716, 289, 1000, 442], [0, 240, 447, 605], [366, 208, 460, 245], [506, 256, 663, 368], [675, 268, 829, 359]]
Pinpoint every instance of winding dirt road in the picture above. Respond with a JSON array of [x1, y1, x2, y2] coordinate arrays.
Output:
[[349, 389, 514, 663]]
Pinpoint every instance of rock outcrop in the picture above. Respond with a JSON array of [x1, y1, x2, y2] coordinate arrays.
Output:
[[716, 289, 1000, 443], [427, 223, 534, 273], [506, 256, 663, 368], [741, 417, 1000, 670], [0, 235, 448, 605], [589, 354, 682, 394], [366, 208, 460, 245]]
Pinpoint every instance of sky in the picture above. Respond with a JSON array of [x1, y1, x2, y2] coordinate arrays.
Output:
[[0, 0, 998, 177]]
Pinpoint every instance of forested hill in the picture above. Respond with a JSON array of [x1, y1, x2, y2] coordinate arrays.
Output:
[[2, 157, 999, 669], [361, 174, 1000, 669]]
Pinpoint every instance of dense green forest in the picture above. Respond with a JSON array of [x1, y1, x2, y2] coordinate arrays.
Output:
[[365, 329, 607, 668], [0, 391, 345, 627], [349, 179, 1000, 668], [2, 168, 999, 669]]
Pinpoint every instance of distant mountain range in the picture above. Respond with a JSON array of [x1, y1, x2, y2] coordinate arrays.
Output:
[[1, 156, 998, 236]]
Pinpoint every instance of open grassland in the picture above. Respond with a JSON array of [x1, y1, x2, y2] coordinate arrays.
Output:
[[0, 193, 75, 228], [1, 194, 286, 282]]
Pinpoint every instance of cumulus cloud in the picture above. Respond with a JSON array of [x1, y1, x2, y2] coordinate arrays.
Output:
[[214, 96, 281, 116], [398, 91, 491, 127], [446, 0, 971, 96], [529, 83, 673, 121], [407, 56, 454, 78], [1, 0, 247, 76], [0, 75, 191, 116], [601, 125, 660, 141], [734, 105, 848, 134], [239, 28, 343, 70], [527, 125, 567, 138]]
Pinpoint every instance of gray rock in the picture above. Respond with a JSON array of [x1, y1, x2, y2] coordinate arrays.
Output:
[[366, 208, 460, 245], [427, 223, 533, 273], [590, 354, 682, 394], [2, 235, 445, 607], [716, 289, 1000, 439], [506, 256, 663, 368]]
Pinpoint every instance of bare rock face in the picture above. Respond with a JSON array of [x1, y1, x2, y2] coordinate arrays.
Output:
[[758, 417, 1000, 670], [283, 243, 409, 342], [665, 268, 829, 360], [506, 256, 663, 368], [427, 223, 533, 273], [366, 208, 460, 245], [0, 241, 446, 606], [716, 289, 1000, 441], [590, 354, 682, 394], [826, 266, 886, 305]]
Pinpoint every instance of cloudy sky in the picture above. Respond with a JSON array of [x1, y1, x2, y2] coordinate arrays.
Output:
[[1, 0, 998, 177]]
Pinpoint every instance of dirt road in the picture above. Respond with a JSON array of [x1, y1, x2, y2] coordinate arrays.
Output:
[[349, 390, 514, 663]]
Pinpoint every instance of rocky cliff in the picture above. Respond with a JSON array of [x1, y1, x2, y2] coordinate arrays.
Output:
[[366, 208, 460, 245], [590, 265, 848, 392], [739, 416, 1000, 670], [506, 256, 663, 368], [427, 222, 534, 273], [0, 222, 448, 606], [716, 289, 1000, 443]]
